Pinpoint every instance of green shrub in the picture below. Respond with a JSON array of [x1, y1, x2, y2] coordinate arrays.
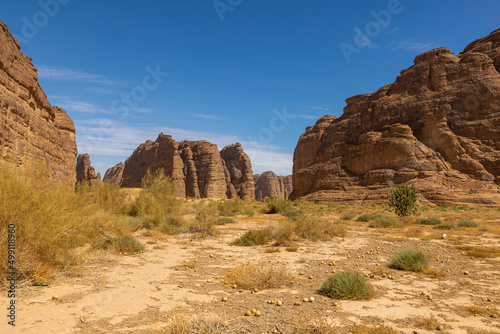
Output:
[[419, 217, 443, 225], [389, 249, 429, 272], [320, 271, 374, 300], [188, 205, 219, 237], [368, 216, 404, 228], [93, 235, 145, 254], [265, 197, 292, 214], [282, 208, 304, 220], [356, 214, 373, 222], [129, 168, 182, 225], [217, 200, 242, 216], [157, 215, 186, 235], [341, 212, 355, 221], [388, 184, 418, 216], [458, 219, 478, 227], [231, 229, 273, 246]]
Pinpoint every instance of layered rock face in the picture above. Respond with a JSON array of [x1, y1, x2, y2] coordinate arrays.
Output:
[[76, 154, 99, 185], [0, 21, 77, 184], [220, 143, 255, 201], [103, 162, 124, 186], [291, 28, 500, 206], [254, 172, 292, 201], [116, 133, 255, 199]]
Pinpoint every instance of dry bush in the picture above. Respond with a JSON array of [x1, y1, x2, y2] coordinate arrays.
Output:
[[368, 215, 404, 228], [231, 229, 273, 246], [129, 168, 183, 226], [187, 204, 220, 237], [413, 314, 441, 330], [265, 247, 281, 253], [274, 214, 346, 246], [294, 318, 337, 333], [466, 305, 500, 318], [228, 261, 293, 289], [352, 325, 399, 334], [217, 200, 243, 216], [422, 267, 446, 278], [456, 246, 500, 258], [0, 162, 124, 283]]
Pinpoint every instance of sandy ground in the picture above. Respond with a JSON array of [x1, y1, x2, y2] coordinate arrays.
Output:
[[2, 212, 500, 333]]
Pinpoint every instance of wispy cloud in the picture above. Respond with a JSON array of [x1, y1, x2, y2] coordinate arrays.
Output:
[[192, 113, 226, 121], [298, 114, 320, 120], [75, 119, 293, 175], [305, 103, 330, 112], [390, 39, 436, 52], [37, 66, 120, 86]]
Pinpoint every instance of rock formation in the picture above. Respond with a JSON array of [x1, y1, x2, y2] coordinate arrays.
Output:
[[0, 21, 77, 184], [254, 172, 292, 201], [103, 162, 124, 186], [76, 154, 99, 185], [220, 143, 255, 201], [291, 28, 500, 206], [116, 133, 255, 199]]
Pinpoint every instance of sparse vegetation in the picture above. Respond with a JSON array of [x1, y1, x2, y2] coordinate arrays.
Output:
[[0, 162, 125, 282], [419, 217, 443, 225], [351, 325, 399, 334], [217, 200, 243, 216], [129, 168, 183, 226], [466, 305, 500, 318], [389, 249, 429, 272], [458, 219, 478, 227], [92, 235, 145, 254], [274, 214, 346, 246], [264, 196, 292, 214], [368, 215, 404, 228], [433, 221, 456, 230], [228, 261, 293, 289], [215, 217, 237, 225], [388, 184, 418, 216], [320, 271, 375, 300], [231, 229, 273, 246], [341, 212, 355, 221], [356, 214, 373, 222]]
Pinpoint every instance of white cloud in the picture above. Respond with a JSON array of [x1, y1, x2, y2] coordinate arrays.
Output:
[[298, 114, 320, 120], [37, 66, 120, 86], [390, 39, 436, 52], [192, 113, 226, 121], [75, 119, 293, 176]]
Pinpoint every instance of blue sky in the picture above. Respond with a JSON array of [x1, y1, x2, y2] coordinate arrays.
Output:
[[1, 1, 499, 176]]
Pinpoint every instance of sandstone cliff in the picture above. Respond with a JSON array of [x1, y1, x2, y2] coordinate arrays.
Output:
[[0, 21, 77, 184], [254, 172, 292, 201], [115, 133, 254, 199], [290, 28, 500, 206]]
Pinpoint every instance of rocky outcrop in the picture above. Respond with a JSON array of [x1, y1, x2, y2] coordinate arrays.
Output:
[[103, 162, 124, 186], [118, 133, 254, 199], [0, 21, 77, 184], [76, 154, 99, 185], [220, 143, 255, 201], [254, 172, 292, 201], [290, 28, 500, 206]]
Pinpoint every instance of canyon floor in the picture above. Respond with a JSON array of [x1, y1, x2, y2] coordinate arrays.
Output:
[[2, 203, 500, 334]]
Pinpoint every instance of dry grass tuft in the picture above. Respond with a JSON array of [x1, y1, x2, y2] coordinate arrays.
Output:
[[413, 314, 441, 330], [466, 305, 500, 318], [456, 246, 500, 258], [352, 325, 399, 334], [228, 261, 293, 289]]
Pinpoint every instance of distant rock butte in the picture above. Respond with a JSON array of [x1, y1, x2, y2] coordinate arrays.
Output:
[[0, 21, 77, 183], [113, 133, 255, 199], [254, 172, 292, 201], [76, 153, 100, 185], [291, 28, 500, 206]]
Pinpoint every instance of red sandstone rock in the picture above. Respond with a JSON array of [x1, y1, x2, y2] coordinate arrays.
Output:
[[76, 154, 98, 185], [0, 21, 77, 184], [254, 172, 292, 201], [290, 28, 500, 206], [103, 162, 124, 186]]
